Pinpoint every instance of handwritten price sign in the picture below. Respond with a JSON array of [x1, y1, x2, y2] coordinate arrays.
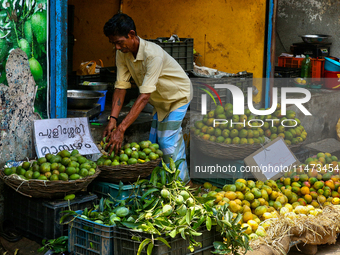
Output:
[[33, 117, 100, 158]]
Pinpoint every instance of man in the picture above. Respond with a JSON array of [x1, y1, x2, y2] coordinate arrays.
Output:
[[103, 13, 192, 184]]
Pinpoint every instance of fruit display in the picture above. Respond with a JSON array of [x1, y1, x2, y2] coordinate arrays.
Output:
[[97, 139, 163, 166], [197, 151, 340, 241], [2, 149, 97, 181], [62, 158, 250, 254], [278, 152, 340, 208], [191, 103, 307, 146], [0, 1, 48, 118]]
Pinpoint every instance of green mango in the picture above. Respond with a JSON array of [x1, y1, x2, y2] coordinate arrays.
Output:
[[31, 10, 47, 44], [19, 38, 31, 58], [24, 19, 33, 44]]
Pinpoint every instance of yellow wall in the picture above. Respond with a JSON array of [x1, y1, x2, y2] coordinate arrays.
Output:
[[68, 0, 119, 69], [69, 0, 266, 103]]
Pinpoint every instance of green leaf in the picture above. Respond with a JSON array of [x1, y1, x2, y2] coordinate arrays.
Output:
[[141, 188, 159, 200], [180, 228, 186, 240], [137, 239, 151, 255], [174, 158, 185, 170], [131, 236, 141, 241], [155, 237, 171, 248], [189, 229, 202, 236], [121, 222, 142, 229], [195, 196, 216, 204], [186, 208, 191, 225], [232, 213, 243, 226], [193, 216, 206, 230], [147, 243, 154, 255], [206, 216, 212, 231], [169, 229, 177, 238]]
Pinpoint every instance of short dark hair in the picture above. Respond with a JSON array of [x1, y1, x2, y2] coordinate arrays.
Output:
[[103, 13, 137, 37]]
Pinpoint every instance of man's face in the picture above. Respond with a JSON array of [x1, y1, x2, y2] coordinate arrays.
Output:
[[108, 34, 134, 53]]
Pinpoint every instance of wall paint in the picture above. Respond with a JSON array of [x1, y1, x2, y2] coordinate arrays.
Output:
[[68, 0, 119, 69], [69, 0, 267, 103], [276, 0, 340, 61]]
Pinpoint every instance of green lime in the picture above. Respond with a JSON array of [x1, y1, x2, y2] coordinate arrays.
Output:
[[3, 168, 13, 176], [22, 161, 31, 170], [119, 154, 129, 162], [51, 162, 59, 171], [77, 156, 87, 164], [138, 151, 146, 159], [40, 162, 51, 173], [71, 150, 79, 156], [37, 157, 47, 165], [80, 163, 91, 170], [131, 151, 139, 159], [45, 153, 53, 161], [38, 175, 48, 180], [79, 168, 89, 177], [66, 167, 76, 176], [68, 161, 78, 168], [111, 161, 120, 166], [127, 158, 137, 165], [69, 174, 80, 180], [32, 171, 41, 179], [50, 174, 59, 181], [59, 173, 68, 181], [24, 170, 33, 179]]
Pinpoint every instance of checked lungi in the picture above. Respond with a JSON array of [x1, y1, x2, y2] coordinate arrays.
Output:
[[149, 103, 190, 184]]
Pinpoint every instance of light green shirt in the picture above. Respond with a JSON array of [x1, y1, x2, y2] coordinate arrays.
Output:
[[114, 37, 191, 121]]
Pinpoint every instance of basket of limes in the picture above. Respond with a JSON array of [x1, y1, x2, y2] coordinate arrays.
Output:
[[96, 139, 163, 183], [0, 149, 101, 199]]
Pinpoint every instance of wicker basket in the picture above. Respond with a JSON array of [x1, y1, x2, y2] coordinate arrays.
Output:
[[98, 158, 161, 183], [0, 167, 101, 199], [192, 134, 262, 160], [192, 134, 305, 160]]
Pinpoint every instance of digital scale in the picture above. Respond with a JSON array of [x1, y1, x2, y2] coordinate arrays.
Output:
[[291, 42, 331, 58]]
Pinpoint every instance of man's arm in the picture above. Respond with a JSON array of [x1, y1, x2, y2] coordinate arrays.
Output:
[[106, 93, 151, 154], [103, 88, 127, 138]]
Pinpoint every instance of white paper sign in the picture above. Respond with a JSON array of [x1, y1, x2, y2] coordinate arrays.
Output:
[[33, 117, 100, 158], [253, 139, 296, 180]]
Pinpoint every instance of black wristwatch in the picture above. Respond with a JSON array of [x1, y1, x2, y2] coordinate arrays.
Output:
[[108, 115, 118, 121]]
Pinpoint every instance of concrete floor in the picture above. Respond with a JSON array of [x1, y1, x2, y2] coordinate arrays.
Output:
[[288, 238, 340, 255]]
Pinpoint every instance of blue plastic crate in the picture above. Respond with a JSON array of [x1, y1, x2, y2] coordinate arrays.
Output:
[[89, 181, 140, 202], [96, 90, 108, 112], [68, 210, 115, 255]]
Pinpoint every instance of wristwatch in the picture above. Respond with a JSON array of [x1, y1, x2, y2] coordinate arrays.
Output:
[[108, 115, 118, 121]]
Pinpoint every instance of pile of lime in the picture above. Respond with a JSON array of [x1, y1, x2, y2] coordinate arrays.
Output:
[[3, 150, 97, 181], [97, 140, 163, 166]]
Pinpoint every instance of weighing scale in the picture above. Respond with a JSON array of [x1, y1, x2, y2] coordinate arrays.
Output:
[[291, 42, 332, 58]]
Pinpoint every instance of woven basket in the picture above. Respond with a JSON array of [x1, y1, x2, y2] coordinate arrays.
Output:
[[192, 134, 262, 160], [192, 134, 305, 160], [98, 158, 161, 183], [0, 167, 101, 199]]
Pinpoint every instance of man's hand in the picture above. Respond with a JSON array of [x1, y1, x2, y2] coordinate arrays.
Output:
[[105, 127, 125, 155], [103, 119, 117, 139]]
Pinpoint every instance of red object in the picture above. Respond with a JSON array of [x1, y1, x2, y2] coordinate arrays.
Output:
[[324, 70, 340, 90], [278, 56, 325, 80]]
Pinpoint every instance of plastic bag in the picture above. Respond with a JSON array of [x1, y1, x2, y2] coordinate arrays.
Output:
[[76, 59, 104, 75]]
